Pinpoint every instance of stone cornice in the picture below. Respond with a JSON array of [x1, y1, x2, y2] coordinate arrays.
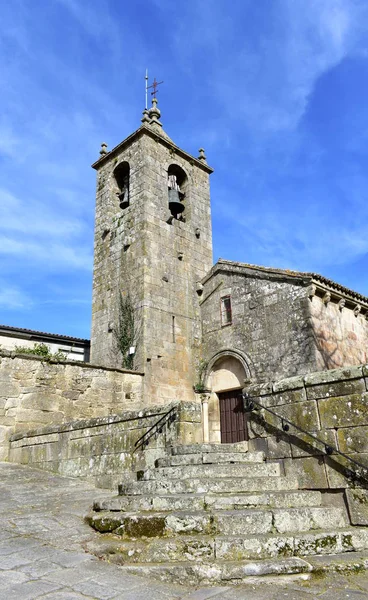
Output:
[[91, 125, 213, 174], [203, 259, 368, 311]]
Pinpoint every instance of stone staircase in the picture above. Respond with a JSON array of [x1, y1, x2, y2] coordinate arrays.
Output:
[[86, 442, 368, 585]]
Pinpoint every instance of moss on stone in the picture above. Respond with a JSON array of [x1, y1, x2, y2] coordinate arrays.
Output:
[[124, 516, 166, 538]]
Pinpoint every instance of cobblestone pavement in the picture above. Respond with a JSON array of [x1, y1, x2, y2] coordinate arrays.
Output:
[[2, 462, 368, 599]]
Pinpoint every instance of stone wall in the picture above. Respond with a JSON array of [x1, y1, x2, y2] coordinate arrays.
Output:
[[201, 262, 316, 383], [8, 401, 202, 489], [0, 350, 144, 460], [201, 261, 368, 386], [246, 365, 368, 504], [310, 294, 368, 371]]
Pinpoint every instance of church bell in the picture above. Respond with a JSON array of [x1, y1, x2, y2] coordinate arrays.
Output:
[[118, 191, 129, 209], [168, 188, 185, 216]]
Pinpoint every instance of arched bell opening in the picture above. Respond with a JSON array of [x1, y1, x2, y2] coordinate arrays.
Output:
[[206, 352, 251, 444], [113, 161, 130, 209], [167, 164, 187, 220]]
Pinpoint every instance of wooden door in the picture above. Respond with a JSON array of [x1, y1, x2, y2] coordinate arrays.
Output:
[[219, 389, 248, 444]]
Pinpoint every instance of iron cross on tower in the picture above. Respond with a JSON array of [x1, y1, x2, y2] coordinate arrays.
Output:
[[145, 71, 164, 108]]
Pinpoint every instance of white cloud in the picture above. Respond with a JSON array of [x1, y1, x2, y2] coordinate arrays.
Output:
[[0, 235, 92, 271], [0, 189, 85, 238], [0, 285, 32, 309]]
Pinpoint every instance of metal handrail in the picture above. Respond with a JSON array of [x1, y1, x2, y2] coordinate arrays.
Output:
[[243, 392, 368, 484], [133, 405, 178, 453]]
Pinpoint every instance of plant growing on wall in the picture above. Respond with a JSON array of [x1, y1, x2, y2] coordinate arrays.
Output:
[[14, 342, 66, 361], [115, 293, 136, 370], [194, 359, 209, 393]]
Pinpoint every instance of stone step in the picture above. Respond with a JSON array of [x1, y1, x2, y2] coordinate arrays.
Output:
[[204, 490, 322, 510], [92, 551, 368, 586], [88, 506, 347, 538], [140, 461, 281, 481], [115, 558, 312, 586], [86, 527, 368, 566], [171, 442, 249, 455], [119, 475, 300, 496], [93, 490, 322, 513], [216, 528, 368, 561], [156, 451, 264, 467]]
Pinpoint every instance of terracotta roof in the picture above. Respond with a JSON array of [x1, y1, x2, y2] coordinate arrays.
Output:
[[212, 259, 368, 305], [0, 324, 90, 344]]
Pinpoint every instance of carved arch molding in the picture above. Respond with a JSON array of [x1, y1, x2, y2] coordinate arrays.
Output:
[[205, 349, 253, 393]]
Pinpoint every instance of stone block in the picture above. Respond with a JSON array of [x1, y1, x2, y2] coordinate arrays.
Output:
[[246, 382, 273, 397], [323, 455, 368, 488], [264, 400, 320, 432], [263, 388, 307, 407], [177, 421, 203, 445], [289, 429, 337, 458], [346, 489, 368, 525], [283, 456, 328, 489], [306, 378, 365, 401], [0, 445, 9, 461], [304, 366, 363, 386], [273, 376, 304, 393], [337, 426, 368, 454], [178, 402, 201, 423], [318, 393, 368, 428], [266, 434, 292, 459], [0, 425, 12, 444]]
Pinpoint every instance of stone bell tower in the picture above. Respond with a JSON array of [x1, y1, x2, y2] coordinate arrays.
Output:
[[90, 97, 213, 403]]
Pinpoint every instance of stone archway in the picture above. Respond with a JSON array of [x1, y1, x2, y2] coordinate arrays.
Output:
[[205, 350, 252, 443]]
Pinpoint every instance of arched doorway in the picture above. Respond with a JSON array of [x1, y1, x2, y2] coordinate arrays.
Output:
[[205, 351, 251, 444]]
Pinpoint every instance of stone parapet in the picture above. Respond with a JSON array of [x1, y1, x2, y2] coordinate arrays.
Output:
[[0, 350, 144, 460], [8, 401, 202, 489], [246, 365, 368, 498]]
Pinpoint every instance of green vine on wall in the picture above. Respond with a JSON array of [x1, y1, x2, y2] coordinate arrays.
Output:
[[194, 359, 209, 393], [115, 293, 135, 370]]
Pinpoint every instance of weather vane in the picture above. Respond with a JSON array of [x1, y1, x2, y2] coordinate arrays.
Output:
[[145, 70, 163, 108]]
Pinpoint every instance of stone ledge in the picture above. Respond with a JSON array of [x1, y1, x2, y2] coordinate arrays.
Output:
[[248, 366, 367, 398], [304, 366, 363, 387], [9, 400, 200, 443], [0, 349, 144, 376], [9, 403, 180, 442], [273, 376, 304, 393]]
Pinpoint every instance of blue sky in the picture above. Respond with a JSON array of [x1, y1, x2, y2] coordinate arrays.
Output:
[[1, 0, 368, 339]]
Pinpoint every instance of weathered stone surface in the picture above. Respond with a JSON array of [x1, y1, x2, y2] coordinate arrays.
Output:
[[159, 450, 263, 466], [171, 442, 248, 455], [272, 507, 347, 534], [289, 429, 337, 458], [7, 401, 203, 487], [304, 367, 363, 387], [0, 352, 144, 460], [142, 462, 281, 481], [346, 489, 368, 525], [337, 426, 368, 454], [306, 378, 365, 401], [120, 474, 300, 495], [263, 387, 307, 407], [283, 457, 328, 489], [266, 434, 292, 459], [262, 400, 320, 432], [319, 393, 368, 428], [273, 376, 305, 393]]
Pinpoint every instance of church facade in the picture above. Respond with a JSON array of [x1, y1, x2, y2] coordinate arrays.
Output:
[[90, 97, 368, 444]]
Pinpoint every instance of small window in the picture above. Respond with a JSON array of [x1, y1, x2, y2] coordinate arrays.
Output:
[[221, 296, 232, 326]]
